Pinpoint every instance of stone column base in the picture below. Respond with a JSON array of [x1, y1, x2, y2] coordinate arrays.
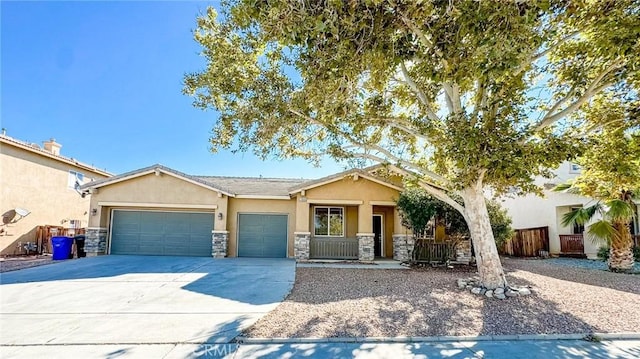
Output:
[[393, 234, 415, 261], [454, 237, 472, 262], [85, 227, 108, 255], [212, 231, 229, 258], [357, 233, 375, 262], [294, 232, 310, 261]]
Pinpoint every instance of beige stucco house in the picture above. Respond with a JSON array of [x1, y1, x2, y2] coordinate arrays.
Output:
[[500, 162, 640, 259], [80, 163, 419, 261], [0, 134, 111, 255]]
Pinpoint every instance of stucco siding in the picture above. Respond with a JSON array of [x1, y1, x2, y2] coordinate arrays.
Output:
[[227, 198, 296, 257], [0, 143, 109, 255], [88, 173, 228, 238], [305, 176, 399, 202], [501, 190, 599, 258]]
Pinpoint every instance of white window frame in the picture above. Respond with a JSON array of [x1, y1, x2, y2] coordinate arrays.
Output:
[[314, 206, 345, 237], [68, 170, 85, 190]]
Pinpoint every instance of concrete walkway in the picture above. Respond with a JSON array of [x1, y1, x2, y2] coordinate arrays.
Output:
[[1, 339, 638, 358], [0, 255, 295, 347]]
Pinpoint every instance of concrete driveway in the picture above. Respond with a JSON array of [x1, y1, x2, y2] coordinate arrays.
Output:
[[0, 255, 295, 347]]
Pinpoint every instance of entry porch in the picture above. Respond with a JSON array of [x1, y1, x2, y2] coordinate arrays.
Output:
[[293, 201, 412, 262]]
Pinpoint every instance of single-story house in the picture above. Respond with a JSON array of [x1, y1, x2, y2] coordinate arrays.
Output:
[[500, 162, 640, 259], [80, 164, 427, 261]]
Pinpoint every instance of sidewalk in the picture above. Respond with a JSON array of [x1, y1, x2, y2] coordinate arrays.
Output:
[[2, 339, 639, 358]]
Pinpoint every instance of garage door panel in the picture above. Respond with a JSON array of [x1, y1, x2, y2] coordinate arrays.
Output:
[[111, 234, 139, 254], [138, 235, 163, 255], [111, 210, 213, 257], [238, 214, 287, 258]]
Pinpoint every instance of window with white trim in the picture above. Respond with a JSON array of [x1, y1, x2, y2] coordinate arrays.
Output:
[[314, 207, 344, 236], [68, 170, 85, 190]]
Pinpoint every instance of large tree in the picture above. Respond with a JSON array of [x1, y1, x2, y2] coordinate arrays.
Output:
[[184, 1, 639, 289]]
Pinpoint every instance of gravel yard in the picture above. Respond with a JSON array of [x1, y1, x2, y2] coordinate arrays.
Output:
[[0, 255, 61, 273], [244, 258, 640, 338]]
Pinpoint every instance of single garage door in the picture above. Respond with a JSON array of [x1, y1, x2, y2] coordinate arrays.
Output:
[[238, 214, 288, 258], [110, 210, 214, 256]]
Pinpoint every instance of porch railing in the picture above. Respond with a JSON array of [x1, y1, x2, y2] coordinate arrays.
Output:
[[412, 237, 456, 263], [559, 234, 585, 255], [310, 237, 359, 259]]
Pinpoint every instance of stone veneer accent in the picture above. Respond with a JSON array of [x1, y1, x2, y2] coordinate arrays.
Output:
[[294, 232, 310, 261], [85, 227, 108, 256], [454, 238, 472, 262], [212, 230, 229, 258], [357, 233, 375, 262], [392, 234, 415, 262]]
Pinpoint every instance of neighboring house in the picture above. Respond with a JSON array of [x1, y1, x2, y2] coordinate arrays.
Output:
[[79, 163, 428, 261], [0, 133, 111, 256], [500, 162, 640, 259]]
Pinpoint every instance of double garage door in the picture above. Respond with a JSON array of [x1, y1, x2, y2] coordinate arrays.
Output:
[[110, 210, 214, 256], [110, 210, 288, 258]]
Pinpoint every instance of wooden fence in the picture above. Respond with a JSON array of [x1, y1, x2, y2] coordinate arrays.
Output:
[[310, 237, 359, 259], [501, 226, 549, 257], [35, 225, 85, 254]]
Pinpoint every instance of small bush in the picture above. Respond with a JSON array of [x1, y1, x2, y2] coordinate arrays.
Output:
[[597, 245, 640, 262], [597, 245, 610, 261]]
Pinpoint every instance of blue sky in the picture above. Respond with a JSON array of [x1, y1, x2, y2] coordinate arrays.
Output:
[[1, 1, 343, 178]]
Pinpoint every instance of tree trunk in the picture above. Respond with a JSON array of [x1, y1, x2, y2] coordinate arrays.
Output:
[[608, 220, 634, 273], [461, 185, 507, 289]]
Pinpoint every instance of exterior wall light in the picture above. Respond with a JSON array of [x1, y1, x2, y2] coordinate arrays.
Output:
[[217, 213, 223, 220]]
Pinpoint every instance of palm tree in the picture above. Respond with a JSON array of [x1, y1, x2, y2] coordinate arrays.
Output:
[[560, 189, 637, 272]]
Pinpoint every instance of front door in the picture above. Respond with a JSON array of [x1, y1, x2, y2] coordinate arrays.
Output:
[[373, 214, 383, 257]]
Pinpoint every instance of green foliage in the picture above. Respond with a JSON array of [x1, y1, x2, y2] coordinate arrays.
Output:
[[395, 189, 437, 236], [184, 1, 638, 281], [184, 1, 638, 197], [396, 189, 513, 246], [597, 245, 640, 262], [597, 245, 610, 262]]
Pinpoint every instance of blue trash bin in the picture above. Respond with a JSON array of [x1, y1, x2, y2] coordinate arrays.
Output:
[[52, 236, 73, 260]]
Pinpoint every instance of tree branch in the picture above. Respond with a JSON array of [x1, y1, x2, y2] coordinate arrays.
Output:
[[362, 142, 450, 185], [399, 14, 443, 58], [399, 62, 440, 122], [471, 78, 487, 121], [532, 31, 580, 62], [536, 60, 623, 129], [442, 83, 455, 114], [443, 82, 462, 114], [288, 109, 449, 185], [515, 31, 579, 76], [384, 164, 465, 215], [374, 117, 430, 141]]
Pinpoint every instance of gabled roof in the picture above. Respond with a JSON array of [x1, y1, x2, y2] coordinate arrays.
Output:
[[80, 164, 406, 198], [0, 134, 112, 177], [288, 165, 403, 194], [197, 176, 308, 197], [80, 164, 235, 196]]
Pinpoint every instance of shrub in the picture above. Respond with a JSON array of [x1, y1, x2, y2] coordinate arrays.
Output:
[[396, 189, 513, 246], [597, 245, 640, 262], [597, 245, 610, 261]]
